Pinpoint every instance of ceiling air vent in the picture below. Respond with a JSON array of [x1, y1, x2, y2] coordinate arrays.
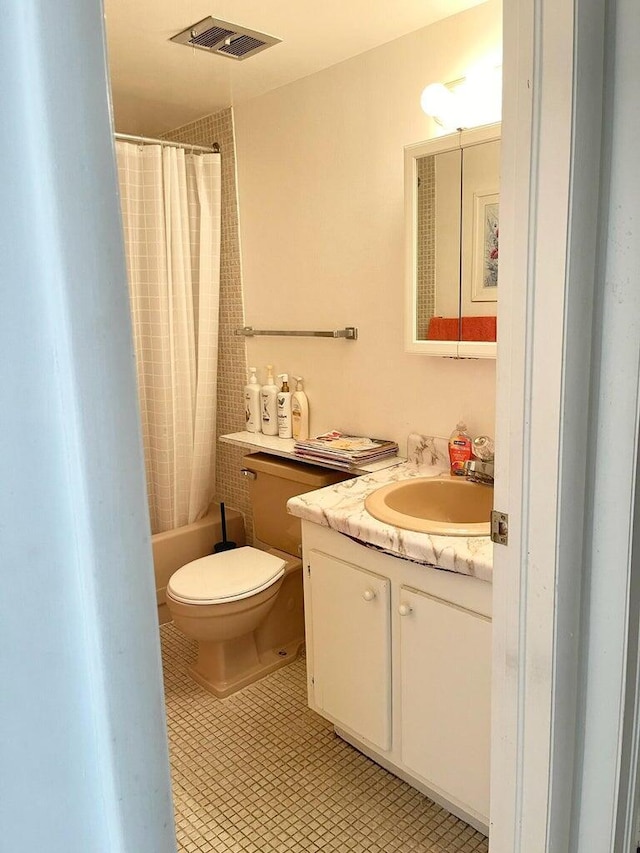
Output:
[[170, 17, 281, 61]]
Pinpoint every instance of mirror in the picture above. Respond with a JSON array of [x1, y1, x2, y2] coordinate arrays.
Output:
[[404, 123, 501, 358]]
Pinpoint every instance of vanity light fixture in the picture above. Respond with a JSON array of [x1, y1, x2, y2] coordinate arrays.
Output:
[[421, 59, 502, 130], [420, 84, 461, 129]]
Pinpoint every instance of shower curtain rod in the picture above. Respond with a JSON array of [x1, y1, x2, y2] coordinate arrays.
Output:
[[114, 132, 219, 154]]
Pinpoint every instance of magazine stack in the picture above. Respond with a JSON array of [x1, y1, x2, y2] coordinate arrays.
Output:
[[293, 430, 398, 471]]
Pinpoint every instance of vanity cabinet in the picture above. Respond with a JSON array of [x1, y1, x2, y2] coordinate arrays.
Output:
[[399, 586, 491, 819], [308, 550, 391, 750], [302, 521, 492, 834]]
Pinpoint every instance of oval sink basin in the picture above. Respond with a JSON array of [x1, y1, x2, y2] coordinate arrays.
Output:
[[364, 477, 493, 537]]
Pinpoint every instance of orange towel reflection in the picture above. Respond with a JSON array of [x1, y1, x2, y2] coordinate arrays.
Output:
[[426, 316, 497, 342]]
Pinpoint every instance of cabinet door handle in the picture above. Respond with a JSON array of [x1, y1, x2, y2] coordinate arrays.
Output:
[[362, 588, 376, 602], [398, 603, 412, 616]]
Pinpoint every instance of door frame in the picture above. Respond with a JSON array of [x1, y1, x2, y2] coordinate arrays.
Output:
[[493, 0, 640, 849]]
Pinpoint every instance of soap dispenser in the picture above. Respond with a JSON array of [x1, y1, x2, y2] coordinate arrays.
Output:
[[448, 421, 472, 476], [277, 374, 293, 439], [260, 365, 278, 436], [244, 367, 261, 433], [291, 376, 310, 440]]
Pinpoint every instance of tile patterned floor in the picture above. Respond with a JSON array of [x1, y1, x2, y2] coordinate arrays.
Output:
[[160, 624, 489, 853]]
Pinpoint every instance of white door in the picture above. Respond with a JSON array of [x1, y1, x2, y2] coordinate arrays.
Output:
[[308, 550, 391, 750], [399, 586, 491, 820], [494, 0, 640, 849]]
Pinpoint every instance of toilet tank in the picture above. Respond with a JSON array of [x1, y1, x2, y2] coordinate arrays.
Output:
[[242, 453, 352, 556]]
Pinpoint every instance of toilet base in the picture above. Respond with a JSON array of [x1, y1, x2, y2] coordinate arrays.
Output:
[[189, 636, 304, 699], [168, 553, 306, 699]]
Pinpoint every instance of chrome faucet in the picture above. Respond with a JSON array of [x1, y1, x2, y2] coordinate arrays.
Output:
[[465, 436, 495, 485]]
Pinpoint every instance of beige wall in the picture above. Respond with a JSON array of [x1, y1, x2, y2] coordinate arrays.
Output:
[[234, 1, 501, 444]]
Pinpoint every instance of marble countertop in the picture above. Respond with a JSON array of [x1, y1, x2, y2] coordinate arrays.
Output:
[[287, 434, 494, 583]]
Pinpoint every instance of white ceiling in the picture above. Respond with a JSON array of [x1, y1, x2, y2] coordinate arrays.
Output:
[[105, 0, 488, 137]]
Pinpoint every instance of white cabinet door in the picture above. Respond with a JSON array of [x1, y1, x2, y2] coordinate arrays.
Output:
[[399, 585, 491, 819], [308, 550, 391, 750]]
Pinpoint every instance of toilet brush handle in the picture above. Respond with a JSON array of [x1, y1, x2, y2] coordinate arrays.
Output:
[[220, 502, 228, 543], [213, 503, 237, 553]]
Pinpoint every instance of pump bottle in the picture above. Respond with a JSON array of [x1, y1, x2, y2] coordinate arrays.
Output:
[[448, 421, 472, 476], [260, 365, 278, 436], [244, 367, 261, 433], [277, 374, 293, 439], [291, 376, 310, 440]]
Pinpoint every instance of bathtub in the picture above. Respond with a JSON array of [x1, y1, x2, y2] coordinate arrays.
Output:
[[152, 505, 246, 624]]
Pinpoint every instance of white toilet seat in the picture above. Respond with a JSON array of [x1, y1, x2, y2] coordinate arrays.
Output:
[[167, 546, 286, 605]]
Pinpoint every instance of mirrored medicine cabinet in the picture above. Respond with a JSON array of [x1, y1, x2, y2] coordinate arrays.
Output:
[[404, 123, 501, 358]]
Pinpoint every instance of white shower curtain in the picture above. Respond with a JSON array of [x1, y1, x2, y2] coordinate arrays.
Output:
[[116, 142, 221, 534]]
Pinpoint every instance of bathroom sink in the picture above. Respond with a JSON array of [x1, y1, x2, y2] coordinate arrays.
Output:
[[364, 477, 493, 537]]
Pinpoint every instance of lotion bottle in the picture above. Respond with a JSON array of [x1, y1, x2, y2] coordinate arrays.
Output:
[[291, 376, 310, 440], [244, 367, 261, 433], [260, 365, 278, 436], [448, 421, 472, 476], [277, 374, 293, 439]]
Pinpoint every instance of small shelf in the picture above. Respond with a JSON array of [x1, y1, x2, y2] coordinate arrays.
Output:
[[220, 432, 405, 475]]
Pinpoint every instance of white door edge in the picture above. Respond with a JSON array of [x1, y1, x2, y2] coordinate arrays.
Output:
[[494, 0, 640, 850]]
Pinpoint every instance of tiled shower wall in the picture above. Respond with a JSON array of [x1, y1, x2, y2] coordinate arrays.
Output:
[[416, 156, 436, 338], [162, 109, 253, 540]]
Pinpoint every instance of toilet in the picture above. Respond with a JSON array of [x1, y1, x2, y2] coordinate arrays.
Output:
[[166, 453, 350, 698]]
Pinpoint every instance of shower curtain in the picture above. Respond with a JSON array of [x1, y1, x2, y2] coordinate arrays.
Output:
[[115, 142, 221, 534]]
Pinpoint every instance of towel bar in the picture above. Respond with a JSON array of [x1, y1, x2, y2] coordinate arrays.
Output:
[[235, 326, 358, 340]]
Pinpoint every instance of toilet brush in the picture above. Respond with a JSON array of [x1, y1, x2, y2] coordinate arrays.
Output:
[[214, 502, 237, 552]]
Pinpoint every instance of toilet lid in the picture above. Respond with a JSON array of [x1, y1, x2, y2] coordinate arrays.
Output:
[[167, 546, 286, 605]]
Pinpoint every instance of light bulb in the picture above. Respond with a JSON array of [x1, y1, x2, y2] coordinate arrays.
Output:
[[420, 83, 460, 129], [420, 84, 452, 117], [458, 63, 502, 127]]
